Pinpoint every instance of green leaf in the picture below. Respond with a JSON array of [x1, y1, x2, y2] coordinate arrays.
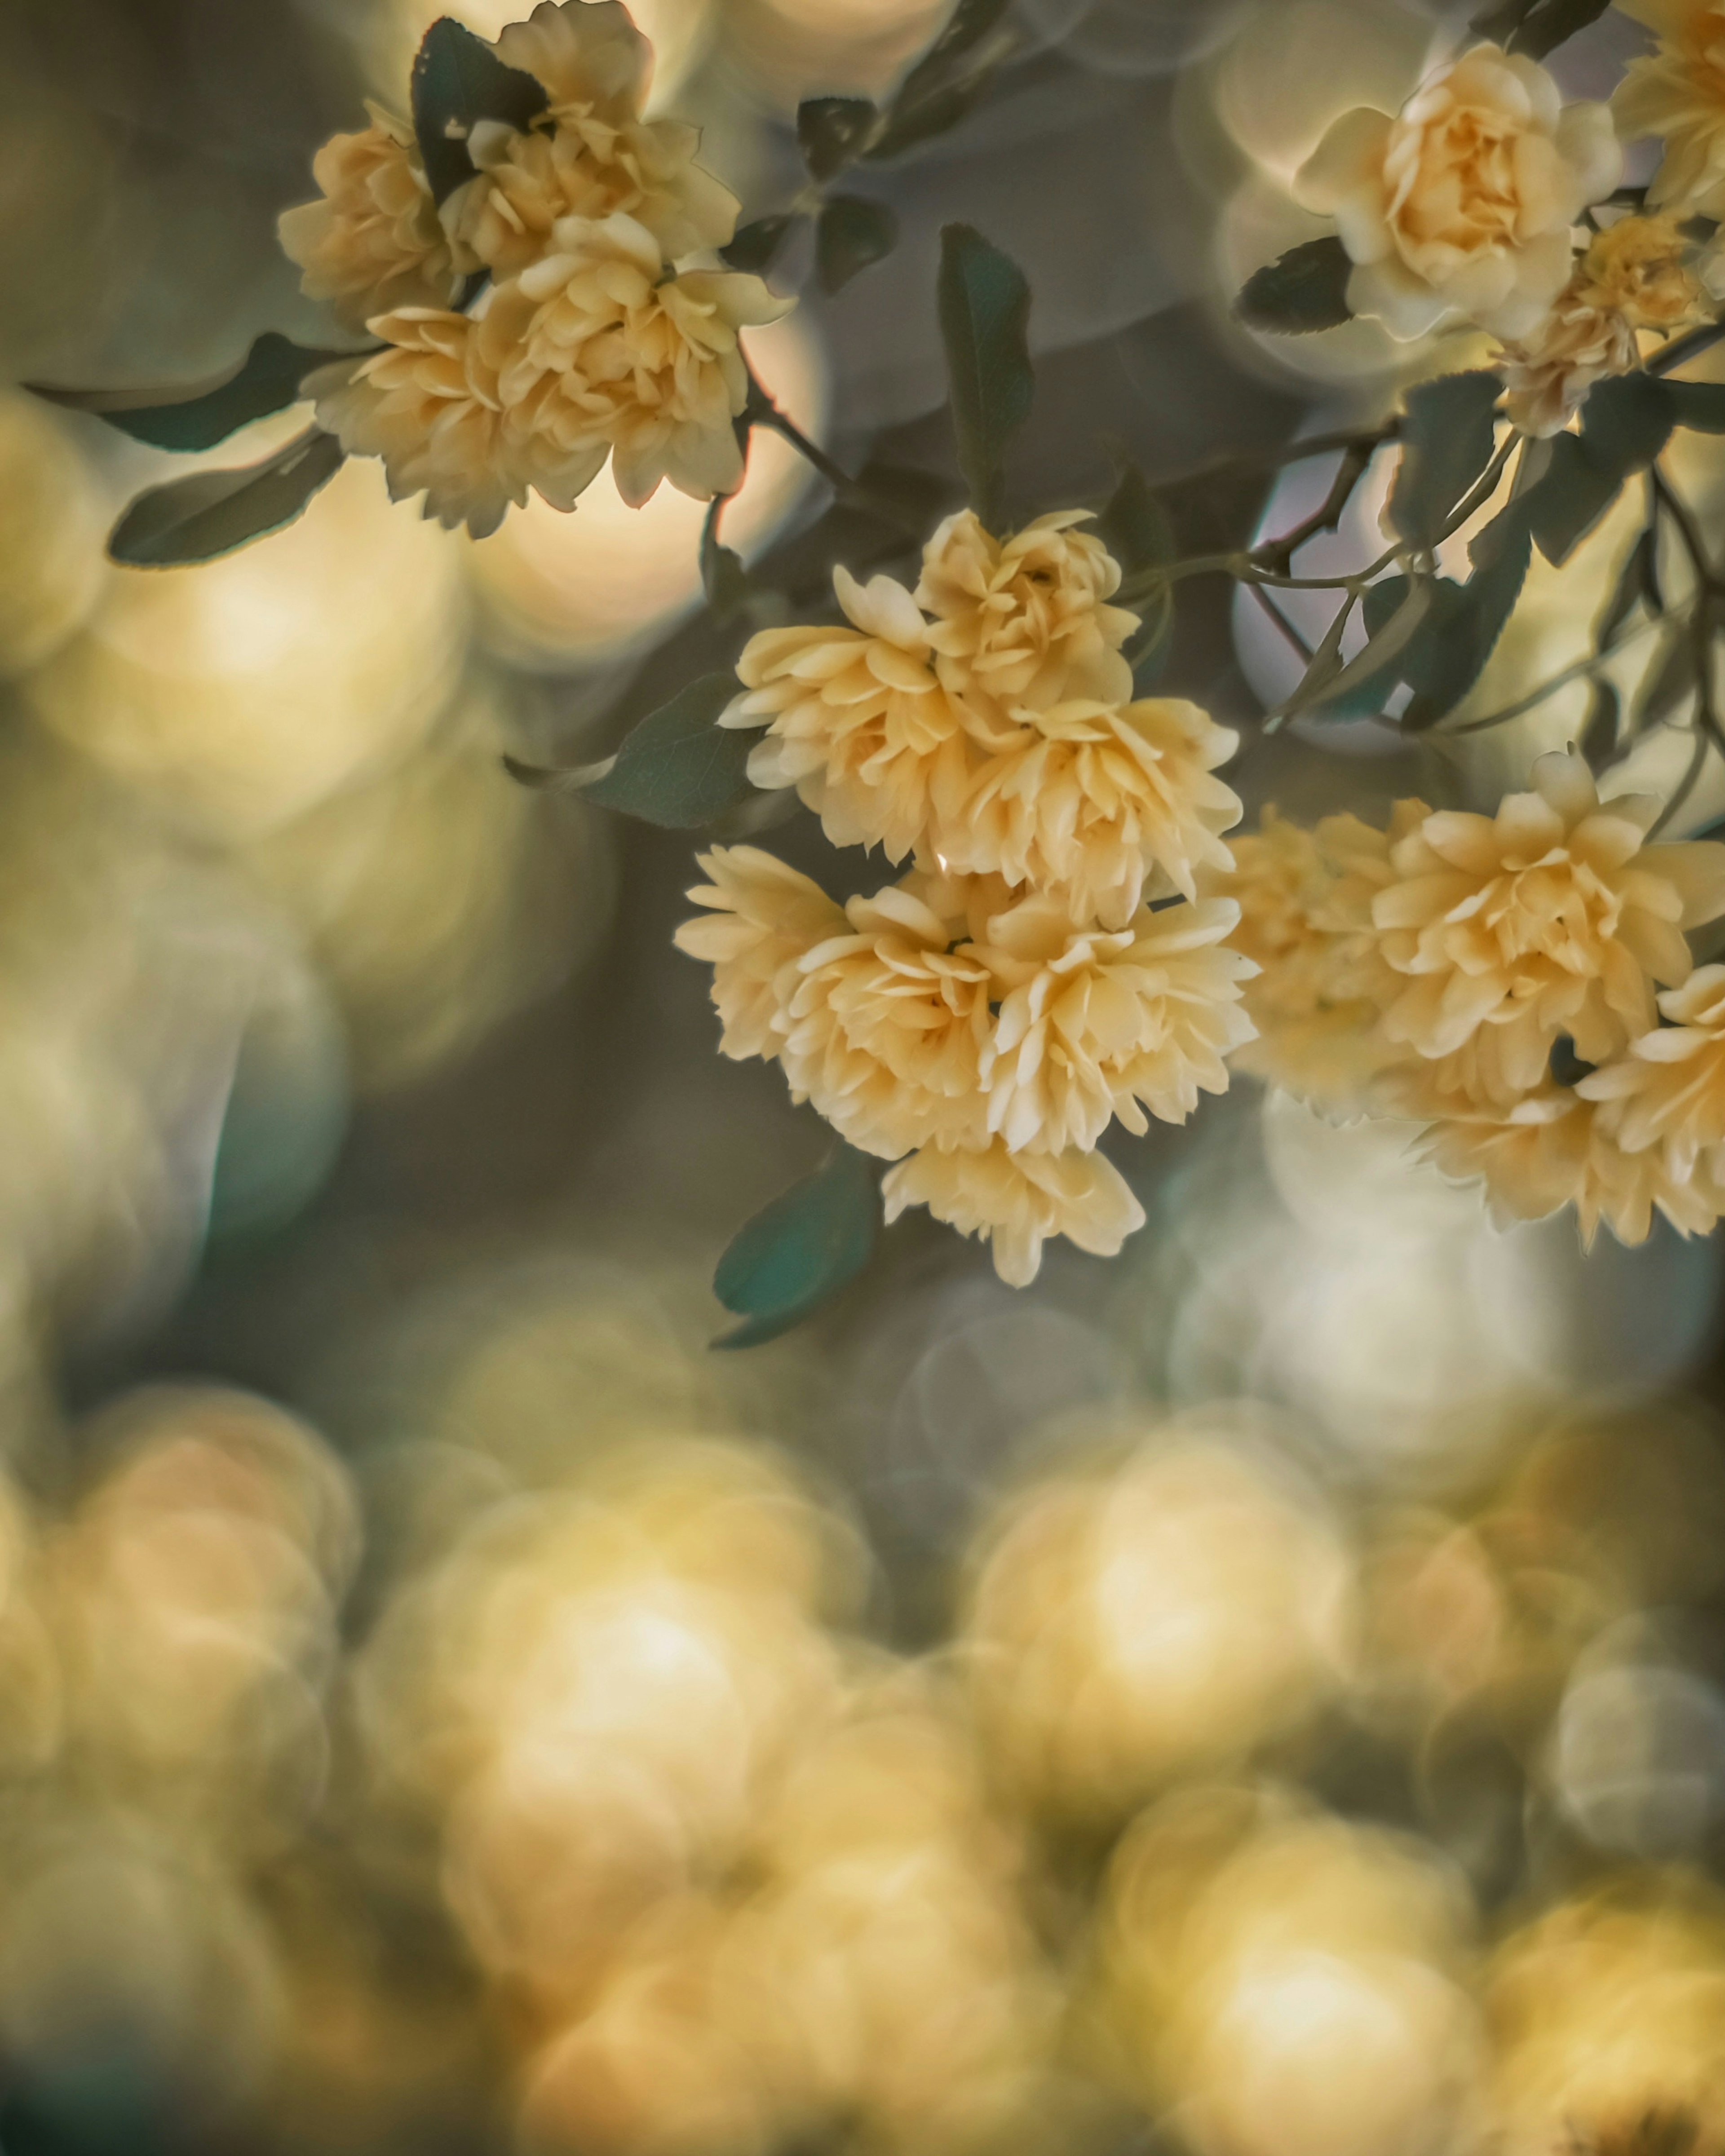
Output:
[[721, 214, 802, 275], [1237, 237, 1353, 335], [505, 675, 753, 827], [411, 16, 548, 207], [1402, 500, 1534, 726], [816, 195, 900, 294], [1665, 380, 1725, 433], [797, 96, 879, 181], [1526, 434, 1622, 565], [108, 427, 345, 566], [1581, 370, 1674, 477], [1579, 678, 1621, 773], [1471, 0, 1611, 57], [712, 1145, 880, 1348], [1388, 371, 1502, 551], [30, 333, 360, 453], [937, 223, 1034, 534], [1316, 577, 1436, 709], [867, 0, 1014, 160], [1096, 462, 1174, 576]]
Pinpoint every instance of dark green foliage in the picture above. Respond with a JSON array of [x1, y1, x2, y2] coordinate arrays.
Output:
[[108, 428, 345, 565], [1237, 238, 1353, 334], [505, 676, 754, 828], [410, 16, 548, 206], [1388, 372, 1502, 550], [817, 196, 900, 293], [31, 334, 357, 453], [712, 1146, 881, 1348], [937, 224, 1034, 534]]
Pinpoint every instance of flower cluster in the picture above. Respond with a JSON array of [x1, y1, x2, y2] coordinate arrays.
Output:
[[1215, 750, 1725, 1246], [280, 1, 787, 535], [676, 512, 1255, 1285], [1292, 33, 1720, 435]]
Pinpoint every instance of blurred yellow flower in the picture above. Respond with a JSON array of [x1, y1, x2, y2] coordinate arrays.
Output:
[[916, 509, 1139, 714], [1295, 44, 1619, 340], [724, 567, 974, 863], [480, 211, 791, 506], [1371, 750, 1725, 1096], [279, 104, 473, 333], [1500, 216, 1701, 436], [880, 1139, 1146, 1286], [1617, 0, 1725, 218]]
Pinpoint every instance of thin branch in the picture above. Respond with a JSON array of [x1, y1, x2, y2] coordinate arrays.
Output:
[[1247, 580, 1314, 664], [1649, 320, 1725, 378], [1651, 723, 1712, 838], [1252, 439, 1375, 574]]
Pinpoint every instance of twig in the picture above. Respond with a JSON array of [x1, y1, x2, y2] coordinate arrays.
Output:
[[1649, 320, 1725, 378], [1651, 723, 1712, 837], [1247, 581, 1314, 664], [1252, 439, 1375, 574]]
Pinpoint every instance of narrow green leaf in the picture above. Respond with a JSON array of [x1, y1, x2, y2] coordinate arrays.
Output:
[[1472, 0, 1610, 58], [1278, 597, 1354, 721], [1316, 577, 1435, 707], [30, 333, 360, 453], [1096, 463, 1174, 576], [1526, 434, 1623, 565], [411, 16, 548, 206], [721, 214, 802, 276], [937, 223, 1034, 533], [1581, 371, 1674, 477], [1309, 572, 1416, 717], [1389, 371, 1502, 550], [816, 195, 899, 295], [797, 96, 879, 181], [1237, 237, 1353, 335], [108, 428, 345, 566], [1666, 380, 1725, 433], [713, 1145, 880, 1348], [1402, 502, 1534, 726], [867, 0, 1014, 160], [507, 675, 752, 828]]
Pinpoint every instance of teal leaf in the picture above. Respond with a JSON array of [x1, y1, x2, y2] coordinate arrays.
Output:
[[1388, 371, 1502, 550], [1237, 237, 1353, 334], [504, 674, 753, 827], [1526, 433, 1624, 565], [937, 224, 1034, 534], [712, 1145, 880, 1348], [816, 195, 900, 294], [1581, 370, 1674, 477], [411, 16, 548, 206], [108, 428, 345, 566], [796, 97, 878, 181], [30, 333, 360, 453], [721, 214, 802, 275], [1402, 500, 1535, 727]]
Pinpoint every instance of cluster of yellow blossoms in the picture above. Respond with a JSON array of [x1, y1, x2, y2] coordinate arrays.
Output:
[[1221, 751, 1725, 1245], [677, 513, 1253, 1286], [279, 1, 786, 534], [1293, 25, 1722, 435]]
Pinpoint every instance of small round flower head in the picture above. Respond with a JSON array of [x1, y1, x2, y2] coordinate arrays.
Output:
[[1616, 0, 1725, 220], [1370, 749, 1725, 1101], [915, 510, 1140, 716], [721, 569, 974, 863], [1296, 43, 1620, 340], [936, 695, 1243, 926], [1500, 216, 1701, 437], [882, 1140, 1146, 1288], [1578, 962, 1725, 1186], [671, 847, 845, 1062], [278, 104, 472, 332], [478, 212, 791, 508], [974, 888, 1255, 1154]]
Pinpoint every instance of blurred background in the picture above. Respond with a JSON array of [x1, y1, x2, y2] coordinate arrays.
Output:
[[4, 0, 1725, 2152]]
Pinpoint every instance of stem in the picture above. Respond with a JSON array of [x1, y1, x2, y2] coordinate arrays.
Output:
[[1649, 320, 1725, 377], [1252, 438, 1374, 574], [1651, 723, 1712, 838], [1247, 580, 1314, 665]]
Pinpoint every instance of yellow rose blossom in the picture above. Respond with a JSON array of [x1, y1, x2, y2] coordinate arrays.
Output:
[[1500, 216, 1702, 436], [669, 846, 845, 1062], [1369, 749, 1725, 1099], [478, 210, 792, 507], [1616, 0, 1725, 218], [1579, 962, 1725, 1184], [447, 0, 738, 276], [975, 888, 1254, 1153], [915, 509, 1139, 714], [1295, 43, 1620, 340], [278, 103, 472, 333], [881, 1140, 1147, 1288], [936, 694, 1243, 926], [721, 567, 974, 862]]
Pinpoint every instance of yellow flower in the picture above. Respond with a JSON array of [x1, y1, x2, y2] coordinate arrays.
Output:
[[448, 1, 738, 276], [1370, 750, 1725, 1099], [721, 567, 974, 863], [916, 510, 1140, 715], [278, 104, 472, 333], [1499, 216, 1702, 436], [881, 1140, 1146, 1287], [976, 888, 1254, 1153], [1616, 0, 1725, 218], [1579, 961, 1725, 1184], [478, 211, 791, 506], [937, 694, 1243, 925], [1296, 44, 1620, 340], [670, 845, 844, 1062]]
